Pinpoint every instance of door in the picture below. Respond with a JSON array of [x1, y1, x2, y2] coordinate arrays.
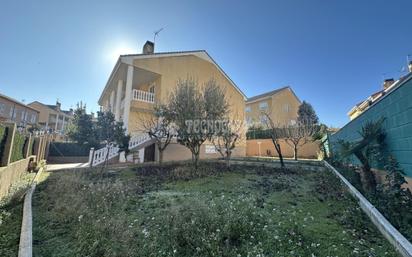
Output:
[[144, 143, 155, 162]]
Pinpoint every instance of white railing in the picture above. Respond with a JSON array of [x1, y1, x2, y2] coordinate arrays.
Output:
[[91, 144, 119, 167], [88, 134, 153, 166], [132, 89, 155, 103], [128, 133, 151, 150]]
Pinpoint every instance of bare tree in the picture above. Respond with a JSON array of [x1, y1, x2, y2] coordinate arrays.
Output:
[[262, 112, 286, 168], [139, 107, 175, 164], [212, 118, 245, 168], [283, 121, 318, 160]]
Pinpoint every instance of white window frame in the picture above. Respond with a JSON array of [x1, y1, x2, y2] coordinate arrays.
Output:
[[245, 106, 251, 113], [259, 101, 268, 110], [0, 103, 5, 115], [283, 104, 290, 113]]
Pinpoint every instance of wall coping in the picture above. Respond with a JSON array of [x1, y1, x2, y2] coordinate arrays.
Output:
[[18, 166, 44, 257]]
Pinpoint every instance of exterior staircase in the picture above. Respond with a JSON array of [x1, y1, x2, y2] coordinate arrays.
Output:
[[89, 133, 154, 167]]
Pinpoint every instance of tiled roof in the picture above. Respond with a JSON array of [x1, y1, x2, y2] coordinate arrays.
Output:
[[246, 86, 290, 102], [120, 50, 206, 57], [0, 93, 39, 112]]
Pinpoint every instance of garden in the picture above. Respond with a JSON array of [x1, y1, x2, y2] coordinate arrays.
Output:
[[21, 162, 400, 257]]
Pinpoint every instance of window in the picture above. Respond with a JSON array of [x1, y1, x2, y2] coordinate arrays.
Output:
[[245, 106, 251, 113], [0, 103, 5, 115], [260, 115, 268, 124], [31, 113, 37, 123], [283, 104, 290, 112], [149, 83, 155, 94], [259, 101, 268, 110], [9, 107, 14, 118], [246, 116, 252, 125], [290, 119, 296, 126]]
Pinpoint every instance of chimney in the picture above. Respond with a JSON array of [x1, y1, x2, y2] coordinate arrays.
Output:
[[56, 100, 61, 111], [409, 61, 412, 73], [383, 78, 395, 90], [142, 41, 154, 54]]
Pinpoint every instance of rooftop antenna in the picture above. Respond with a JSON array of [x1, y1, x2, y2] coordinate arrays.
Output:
[[153, 28, 164, 44]]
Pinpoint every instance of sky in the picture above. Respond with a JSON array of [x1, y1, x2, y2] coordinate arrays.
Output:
[[1, 0, 411, 127]]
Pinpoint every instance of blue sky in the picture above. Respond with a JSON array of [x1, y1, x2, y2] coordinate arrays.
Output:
[[1, 0, 411, 127]]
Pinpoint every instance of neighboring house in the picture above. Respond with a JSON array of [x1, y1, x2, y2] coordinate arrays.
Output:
[[98, 41, 247, 162], [329, 61, 412, 184], [0, 93, 39, 128], [245, 86, 301, 127], [28, 101, 73, 134], [347, 78, 397, 120]]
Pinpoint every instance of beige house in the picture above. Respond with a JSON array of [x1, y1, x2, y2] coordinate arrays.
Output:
[[0, 93, 39, 128], [98, 41, 247, 162], [347, 78, 397, 120], [28, 101, 73, 135], [245, 86, 301, 127]]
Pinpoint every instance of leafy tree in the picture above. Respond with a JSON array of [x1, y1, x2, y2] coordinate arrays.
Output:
[[312, 124, 329, 159], [339, 118, 385, 193], [114, 121, 130, 155], [297, 101, 319, 125], [67, 104, 97, 147], [96, 111, 129, 147], [164, 77, 228, 168], [139, 106, 175, 164], [96, 111, 130, 167]]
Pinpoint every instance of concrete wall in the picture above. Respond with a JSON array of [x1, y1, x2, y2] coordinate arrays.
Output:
[[246, 138, 319, 159], [161, 141, 246, 162], [329, 75, 412, 178], [0, 156, 35, 199]]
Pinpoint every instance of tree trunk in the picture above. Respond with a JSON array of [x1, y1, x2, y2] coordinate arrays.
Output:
[[293, 144, 298, 160], [354, 151, 376, 192], [194, 153, 199, 168], [158, 149, 163, 165], [274, 142, 285, 168], [226, 152, 231, 169]]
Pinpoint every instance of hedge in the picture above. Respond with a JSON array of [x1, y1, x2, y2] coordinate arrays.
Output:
[[246, 129, 272, 140], [10, 131, 26, 163], [48, 142, 91, 157], [0, 125, 7, 162], [29, 138, 35, 156]]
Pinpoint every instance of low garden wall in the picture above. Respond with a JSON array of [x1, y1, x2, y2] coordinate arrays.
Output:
[[0, 122, 49, 200], [246, 139, 319, 159], [0, 156, 35, 199]]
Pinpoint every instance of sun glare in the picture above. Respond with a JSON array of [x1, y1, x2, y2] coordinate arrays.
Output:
[[108, 44, 136, 62]]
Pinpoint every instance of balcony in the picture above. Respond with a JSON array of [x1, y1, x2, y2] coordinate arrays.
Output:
[[132, 89, 154, 103]]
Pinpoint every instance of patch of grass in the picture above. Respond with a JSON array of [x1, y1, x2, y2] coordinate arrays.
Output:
[[32, 162, 400, 256], [0, 172, 36, 257]]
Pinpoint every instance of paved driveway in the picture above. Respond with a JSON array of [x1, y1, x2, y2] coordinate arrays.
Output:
[[46, 163, 89, 171]]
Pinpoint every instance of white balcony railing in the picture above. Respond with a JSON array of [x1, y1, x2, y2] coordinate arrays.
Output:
[[132, 89, 155, 103]]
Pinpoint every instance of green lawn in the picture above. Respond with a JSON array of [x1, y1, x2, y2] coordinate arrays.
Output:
[[32, 162, 400, 257], [0, 172, 36, 257]]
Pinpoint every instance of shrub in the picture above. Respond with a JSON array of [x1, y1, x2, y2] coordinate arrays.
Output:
[[0, 125, 7, 163], [48, 142, 92, 157], [10, 131, 26, 163]]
